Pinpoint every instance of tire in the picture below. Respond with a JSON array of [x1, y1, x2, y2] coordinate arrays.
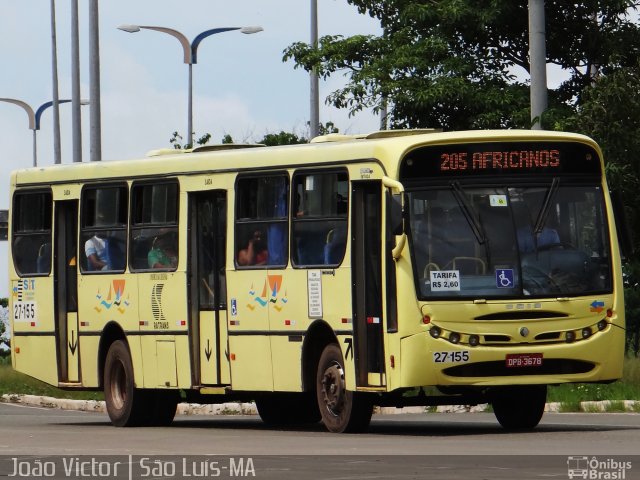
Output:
[[103, 340, 147, 427], [316, 343, 373, 433], [256, 393, 321, 426], [491, 385, 547, 430]]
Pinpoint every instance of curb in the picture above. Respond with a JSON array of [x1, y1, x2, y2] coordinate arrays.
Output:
[[0, 394, 257, 416], [2, 394, 639, 415]]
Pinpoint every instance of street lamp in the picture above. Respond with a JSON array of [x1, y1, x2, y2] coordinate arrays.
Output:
[[118, 24, 263, 147], [0, 98, 89, 167]]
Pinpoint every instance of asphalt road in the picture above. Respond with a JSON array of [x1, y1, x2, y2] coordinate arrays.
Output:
[[1, 403, 639, 479]]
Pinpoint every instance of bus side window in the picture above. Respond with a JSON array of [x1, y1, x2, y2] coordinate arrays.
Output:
[[80, 185, 128, 273], [12, 191, 53, 276], [291, 170, 348, 268], [235, 174, 289, 268], [130, 182, 179, 271]]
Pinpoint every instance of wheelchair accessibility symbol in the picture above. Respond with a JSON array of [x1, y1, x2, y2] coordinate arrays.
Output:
[[496, 269, 514, 288]]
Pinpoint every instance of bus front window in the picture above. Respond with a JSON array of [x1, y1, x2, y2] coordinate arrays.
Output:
[[408, 183, 612, 299]]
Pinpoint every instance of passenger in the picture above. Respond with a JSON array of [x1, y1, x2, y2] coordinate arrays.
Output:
[[85, 234, 109, 271], [237, 230, 268, 266], [148, 233, 178, 269]]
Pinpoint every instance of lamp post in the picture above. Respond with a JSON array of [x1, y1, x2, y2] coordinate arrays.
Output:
[[118, 24, 263, 148], [0, 98, 88, 167]]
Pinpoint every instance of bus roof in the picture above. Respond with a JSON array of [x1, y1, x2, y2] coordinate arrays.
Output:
[[10, 129, 599, 187]]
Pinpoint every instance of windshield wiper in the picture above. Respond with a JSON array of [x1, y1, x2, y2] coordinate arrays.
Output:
[[450, 181, 486, 244], [534, 177, 560, 235]]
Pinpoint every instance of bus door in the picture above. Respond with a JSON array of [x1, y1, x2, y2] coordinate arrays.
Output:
[[188, 191, 230, 386], [54, 200, 80, 383], [351, 182, 386, 387]]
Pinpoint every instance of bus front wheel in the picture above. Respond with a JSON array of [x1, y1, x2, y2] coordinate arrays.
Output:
[[491, 385, 547, 430], [316, 343, 373, 433], [103, 340, 146, 427]]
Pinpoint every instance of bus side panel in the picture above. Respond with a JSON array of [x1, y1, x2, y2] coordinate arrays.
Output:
[[227, 270, 273, 391], [11, 277, 59, 386], [12, 336, 59, 386], [268, 269, 307, 392], [79, 336, 100, 387], [136, 271, 189, 388], [77, 273, 140, 388]]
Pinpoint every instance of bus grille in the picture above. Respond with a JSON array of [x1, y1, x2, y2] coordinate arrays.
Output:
[[442, 359, 594, 377]]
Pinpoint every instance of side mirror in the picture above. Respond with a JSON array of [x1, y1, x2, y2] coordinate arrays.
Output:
[[389, 193, 404, 236], [611, 190, 634, 258]]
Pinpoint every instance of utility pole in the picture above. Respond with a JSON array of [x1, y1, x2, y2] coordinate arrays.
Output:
[[71, 0, 82, 162], [528, 0, 548, 130], [89, 0, 102, 161], [309, 0, 320, 139], [50, 0, 62, 164]]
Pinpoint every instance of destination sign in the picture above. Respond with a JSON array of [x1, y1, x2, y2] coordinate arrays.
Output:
[[400, 141, 601, 180]]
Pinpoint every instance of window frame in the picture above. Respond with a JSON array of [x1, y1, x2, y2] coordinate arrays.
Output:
[[234, 172, 290, 269], [79, 183, 129, 274], [290, 168, 349, 269], [129, 180, 180, 272], [11, 189, 53, 277]]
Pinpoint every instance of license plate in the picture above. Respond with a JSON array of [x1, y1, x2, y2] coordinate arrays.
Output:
[[505, 353, 543, 368]]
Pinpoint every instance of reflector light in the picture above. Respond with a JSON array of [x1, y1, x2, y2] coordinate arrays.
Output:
[[423, 315, 431, 324], [606, 309, 613, 318]]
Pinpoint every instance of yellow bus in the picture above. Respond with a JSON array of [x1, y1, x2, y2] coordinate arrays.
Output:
[[9, 129, 626, 432]]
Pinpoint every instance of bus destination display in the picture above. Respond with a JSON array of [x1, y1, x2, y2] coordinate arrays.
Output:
[[400, 141, 601, 179]]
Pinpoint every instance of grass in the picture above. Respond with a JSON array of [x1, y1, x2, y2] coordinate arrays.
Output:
[[547, 356, 640, 405], [0, 355, 103, 401]]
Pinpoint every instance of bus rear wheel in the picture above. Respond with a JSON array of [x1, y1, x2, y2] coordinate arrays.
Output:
[[103, 340, 146, 427], [316, 343, 373, 433], [491, 385, 547, 430]]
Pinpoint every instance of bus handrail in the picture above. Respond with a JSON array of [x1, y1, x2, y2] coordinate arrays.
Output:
[[382, 176, 406, 260]]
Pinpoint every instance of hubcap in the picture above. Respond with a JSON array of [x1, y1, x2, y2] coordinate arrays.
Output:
[[321, 361, 345, 416]]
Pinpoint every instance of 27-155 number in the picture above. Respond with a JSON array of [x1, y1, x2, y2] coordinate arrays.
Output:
[[433, 351, 470, 363]]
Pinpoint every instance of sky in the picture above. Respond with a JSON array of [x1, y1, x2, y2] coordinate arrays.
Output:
[[0, 0, 382, 297]]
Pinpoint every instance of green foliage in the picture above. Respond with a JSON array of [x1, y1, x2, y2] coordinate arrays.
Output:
[[259, 131, 307, 146], [284, 0, 640, 130], [548, 356, 640, 403], [169, 131, 213, 150], [0, 364, 103, 400]]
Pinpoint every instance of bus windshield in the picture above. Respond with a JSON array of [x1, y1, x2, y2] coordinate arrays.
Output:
[[408, 182, 612, 299]]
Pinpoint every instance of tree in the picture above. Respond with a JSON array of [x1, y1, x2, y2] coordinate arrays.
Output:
[[284, 0, 640, 130], [557, 63, 640, 355]]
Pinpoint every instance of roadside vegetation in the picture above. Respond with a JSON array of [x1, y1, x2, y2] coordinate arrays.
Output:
[[547, 356, 640, 406], [0, 356, 102, 400]]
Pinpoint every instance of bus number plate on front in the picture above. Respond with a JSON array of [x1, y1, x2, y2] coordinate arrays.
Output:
[[506, 353, 543, 368]]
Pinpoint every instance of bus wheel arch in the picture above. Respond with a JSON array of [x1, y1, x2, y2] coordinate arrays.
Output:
[[301, 320, 338, 392], [98, 322, 127, 390]]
